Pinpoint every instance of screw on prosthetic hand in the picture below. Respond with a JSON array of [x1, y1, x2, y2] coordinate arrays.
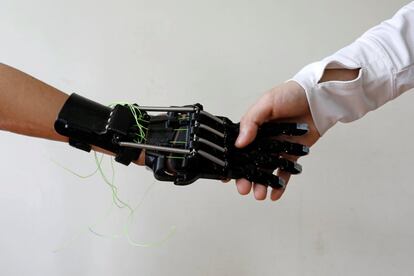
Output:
[[119, 105, 309, 190], [55, 94, 309, 189]]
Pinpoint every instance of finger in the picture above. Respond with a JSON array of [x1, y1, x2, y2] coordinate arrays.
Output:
[[134, 150, 146, 165], [258, 122, 308, 137], [236, 178, 252, 195], [271, 153, 297, 201], [248, 169, 285, 190], [278, 158, 302, 174], [253, 183, 268, 200], [235, 93, 274, 148], [271, 170, 291, 201], [253, 153, 302, 174], [258, 139, 309, 156], [235, 121, 259, 148]]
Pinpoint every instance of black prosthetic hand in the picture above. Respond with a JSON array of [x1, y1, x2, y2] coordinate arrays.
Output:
[[139, 106, 309, 189], [55, 94, 309, 189]]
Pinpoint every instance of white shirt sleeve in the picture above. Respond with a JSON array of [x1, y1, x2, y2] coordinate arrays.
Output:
[[291, 2, 414, 136]]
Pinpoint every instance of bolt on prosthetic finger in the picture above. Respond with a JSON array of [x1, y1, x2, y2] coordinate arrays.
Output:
[[55, 94, 309, 189]]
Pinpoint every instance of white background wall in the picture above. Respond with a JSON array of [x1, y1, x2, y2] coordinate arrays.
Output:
[[1, 0, 413, 275]]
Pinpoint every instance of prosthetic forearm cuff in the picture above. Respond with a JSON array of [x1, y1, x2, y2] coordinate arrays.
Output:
[[55, 93, 149, 165]]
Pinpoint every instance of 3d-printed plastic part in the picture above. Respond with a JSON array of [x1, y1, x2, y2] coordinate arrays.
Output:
[[55, 94, 309, 189]]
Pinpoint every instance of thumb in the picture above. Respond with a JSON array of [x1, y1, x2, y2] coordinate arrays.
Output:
[[235, 121, 259, 148], [235, 93, 273, 148]]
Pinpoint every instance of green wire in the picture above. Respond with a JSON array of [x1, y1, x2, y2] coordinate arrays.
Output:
[[173, 128, 188, 131], [89, 180, 176, 247], [54, 101, 180, 250], [51, 154, 104, 179], [169, 141, 187, 144], [94, 152, 133, 211], [54, 153, 176, 250], [166, 156, 185, 160], [109, 102, 147, 143]]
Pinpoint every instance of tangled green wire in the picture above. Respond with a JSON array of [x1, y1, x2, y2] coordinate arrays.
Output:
[[53, 102, 176, 251], [109, 102, 148, 143]]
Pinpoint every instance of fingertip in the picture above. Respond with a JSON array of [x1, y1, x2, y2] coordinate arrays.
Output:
[[253, 183, 267, 201], [236, 179, 252, 195], [271, 173, 290, 201], [235, 122, 258, 148], [271, 188, 284, 201], [235, 134, 246, 148]]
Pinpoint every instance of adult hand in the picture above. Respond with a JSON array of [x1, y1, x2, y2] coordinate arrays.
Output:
[[235, 81, 320, 201]]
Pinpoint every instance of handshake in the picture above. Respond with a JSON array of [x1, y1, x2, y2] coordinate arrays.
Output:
[[55, 82, 319, 201]]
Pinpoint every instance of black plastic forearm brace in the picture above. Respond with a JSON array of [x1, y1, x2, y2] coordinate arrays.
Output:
[[55, 94, 149, 165], [55, 93, 309, 189]]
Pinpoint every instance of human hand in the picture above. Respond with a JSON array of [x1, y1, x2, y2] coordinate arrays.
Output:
[[235, 81, 320, 201]]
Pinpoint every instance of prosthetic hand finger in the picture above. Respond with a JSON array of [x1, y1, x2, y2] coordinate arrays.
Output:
[[277, 158, 302, 175], [54, 93, 308, 189], [258, 122, 308, 137], [254, 155, 302, 175], [256, 139, 309, 156], [247, 169, 285, 190]]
